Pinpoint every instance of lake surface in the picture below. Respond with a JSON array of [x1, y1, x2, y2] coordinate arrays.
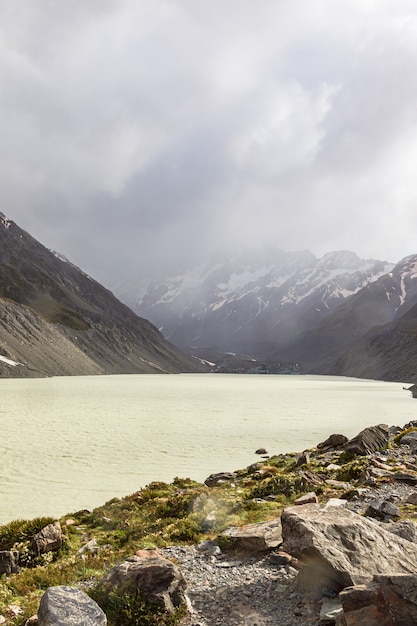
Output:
[[1, 373, 416, 524]]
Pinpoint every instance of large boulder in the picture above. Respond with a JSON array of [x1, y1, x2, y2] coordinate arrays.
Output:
[[339, 575, 417, 625], [38, 586, 106, 625], [344, 424, 389, 456], [31, 522, 62, 557], [221, 519, 282, 552], [99, 554, 188, 613], [281, 504, 417, 595]]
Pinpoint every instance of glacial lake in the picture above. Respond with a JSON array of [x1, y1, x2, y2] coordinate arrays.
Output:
[[1, 373, 416, 524]]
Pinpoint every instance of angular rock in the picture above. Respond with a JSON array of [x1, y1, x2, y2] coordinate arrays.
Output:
[[365, 499, 400, 521], [38, 586, 106, 625], [99, 555, 188, 613], [204, 472, 236, 487], [0, 550, 19, 576], [221, 518, 282, 552], [31, 522, 62, 557], [386, 520, 417, 543], [281, 504, 417, 595], [338, 581, 391, 625], [344, 424, 389, 456], [294, 492, 318, 505], [406, 491, 417, 504], [317, 434, 348, 450], [339, 574, 417, 625]]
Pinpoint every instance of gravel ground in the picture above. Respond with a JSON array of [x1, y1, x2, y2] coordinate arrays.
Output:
[[162, 545, 320, 626]]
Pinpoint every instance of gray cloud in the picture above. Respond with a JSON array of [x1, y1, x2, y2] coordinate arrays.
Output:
[[1, 1, 417, 287]]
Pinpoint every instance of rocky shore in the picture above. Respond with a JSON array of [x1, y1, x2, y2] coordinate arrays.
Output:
[[2, 420, 417, 625]]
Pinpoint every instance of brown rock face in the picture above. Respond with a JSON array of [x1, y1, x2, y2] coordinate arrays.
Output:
[[339, 575, 417, 625], [281, 504, 417, 595]]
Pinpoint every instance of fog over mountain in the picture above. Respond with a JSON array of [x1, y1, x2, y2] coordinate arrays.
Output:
[[1, 2, 417, 288]]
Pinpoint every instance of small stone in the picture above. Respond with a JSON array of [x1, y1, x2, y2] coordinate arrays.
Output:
[[294, 492, 318, 506], [323, 498, 347, 509], [407, 491, 417, 505], [326, 463, 342, 471], [255, 448, 267, 455]]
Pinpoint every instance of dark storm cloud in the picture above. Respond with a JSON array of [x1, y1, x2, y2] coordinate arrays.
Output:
[[1, 1, 417, 287]]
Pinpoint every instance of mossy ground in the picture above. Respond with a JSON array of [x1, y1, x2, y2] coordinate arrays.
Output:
[[1, 442, 416, 624]]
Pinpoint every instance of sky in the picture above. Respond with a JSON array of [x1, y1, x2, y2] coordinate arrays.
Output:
[[2, 1, 417, 288]]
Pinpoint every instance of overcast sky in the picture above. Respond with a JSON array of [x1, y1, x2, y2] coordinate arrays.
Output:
[[2, 1, 417, 288]]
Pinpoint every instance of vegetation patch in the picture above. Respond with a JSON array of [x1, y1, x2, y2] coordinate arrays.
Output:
[[90, 584, 186, 626]]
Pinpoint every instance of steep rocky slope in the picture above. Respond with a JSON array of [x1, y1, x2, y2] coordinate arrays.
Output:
[[329, 301, 417, 381], [0, 213, 202, 377], [274, 255, 417, 379]]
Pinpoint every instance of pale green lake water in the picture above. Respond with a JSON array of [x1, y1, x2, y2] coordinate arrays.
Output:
[[1, 373, 415, 524]]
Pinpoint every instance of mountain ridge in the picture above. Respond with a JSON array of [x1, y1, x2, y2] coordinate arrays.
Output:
[[0, 212, 203, 377]]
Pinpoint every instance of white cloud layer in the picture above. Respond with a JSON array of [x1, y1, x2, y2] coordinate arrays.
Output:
[[1, 0, 417, 285]]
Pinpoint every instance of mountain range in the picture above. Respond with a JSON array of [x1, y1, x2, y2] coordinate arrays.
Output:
[[118, 250, 417, 382], [2, 210, 417, 384], [0, 213, 202, 377]]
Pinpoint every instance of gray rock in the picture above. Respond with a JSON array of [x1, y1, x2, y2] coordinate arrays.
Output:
[[365, 499, 400, 520], [400, 430, 417, 452], [386, 520, 417, 543], [31, 522, 62, 557], [294, 492, 318, 505], [344, 424, 389, 456], [38, 586, 106, 625], [221, 518, 282, 552], [281, 504, 417, 595], [99, 554, 188, 613], [406, 491, 417, 504], [0, 550, 19, 576]]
